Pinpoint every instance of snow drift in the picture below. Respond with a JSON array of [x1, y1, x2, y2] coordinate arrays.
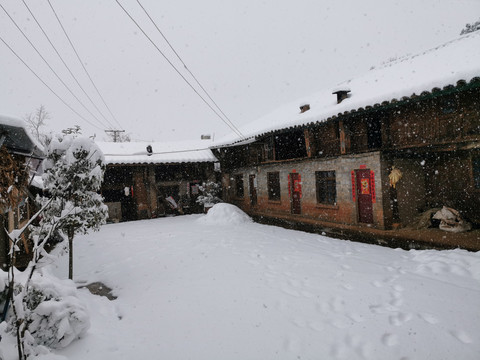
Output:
[[196, 203, 252, 225]]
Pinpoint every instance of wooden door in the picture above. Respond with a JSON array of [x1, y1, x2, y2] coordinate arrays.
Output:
[[249, 174, 257, 207], [290, 173, 302, 214], [356, 169, 373, 223]]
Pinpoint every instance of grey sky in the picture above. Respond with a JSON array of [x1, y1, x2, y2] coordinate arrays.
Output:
[[1, 0, 478, 142]]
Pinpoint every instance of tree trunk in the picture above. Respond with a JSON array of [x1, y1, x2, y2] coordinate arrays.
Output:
[[68, 226, 74, 280]]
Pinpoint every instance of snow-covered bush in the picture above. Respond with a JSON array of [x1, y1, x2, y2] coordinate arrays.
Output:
[[196, 181, 222, 206], [460, 19, 480, 35], [3, 270, 89, 350]]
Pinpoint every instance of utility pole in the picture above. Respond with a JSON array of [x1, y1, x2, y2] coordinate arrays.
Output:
[[105, 129, 125, 142]]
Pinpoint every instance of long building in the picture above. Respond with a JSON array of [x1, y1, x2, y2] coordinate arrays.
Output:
[[212, 32, 480, 250]]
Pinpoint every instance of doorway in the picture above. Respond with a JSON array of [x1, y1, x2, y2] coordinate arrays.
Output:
[[290, 172, 302, 214], [356, 169, 373, 223], [249, 174, 257, 207]]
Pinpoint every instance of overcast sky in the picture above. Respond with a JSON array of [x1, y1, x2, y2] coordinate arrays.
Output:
[[1, 0, 479, 143]]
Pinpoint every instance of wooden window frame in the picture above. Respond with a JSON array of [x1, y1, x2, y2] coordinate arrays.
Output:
[[267, 172, 281, 201], [315, 170, 337, 205], [235, 174, 244, 198]]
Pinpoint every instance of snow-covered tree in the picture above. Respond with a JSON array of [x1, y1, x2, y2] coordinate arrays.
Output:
[[40, 132, 108, 279], [24, 105, 50, 148], [196, 181, 222, 207]]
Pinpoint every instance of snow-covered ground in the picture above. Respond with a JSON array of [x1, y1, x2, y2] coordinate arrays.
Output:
[[2, 204, 480, 359]]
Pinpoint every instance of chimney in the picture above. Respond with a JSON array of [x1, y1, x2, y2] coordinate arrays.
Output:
[[332, 88, 351, 104], [299, 104, 310, 113]]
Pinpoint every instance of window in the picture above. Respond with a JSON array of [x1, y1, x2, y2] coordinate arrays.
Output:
[[316, 171, 337, 205], [267, 172, 281, 201], [473, 155, 480, 189], [235, 174, 244, 198]]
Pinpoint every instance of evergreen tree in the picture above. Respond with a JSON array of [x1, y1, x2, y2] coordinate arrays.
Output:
[[39, 132, 107, 279]]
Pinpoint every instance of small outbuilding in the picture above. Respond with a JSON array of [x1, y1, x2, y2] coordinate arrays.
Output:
[[96, 140, 219, 222]]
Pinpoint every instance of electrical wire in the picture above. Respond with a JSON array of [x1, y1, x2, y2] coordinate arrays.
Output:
[[21, 0, 116, 130], [103, 146, 214, 156], [46, 0, 124, 130], [135, 0, 245, 139], [114, 0, 245, 139], [0, 34, 104, 130], [0, 2, 109, 130]]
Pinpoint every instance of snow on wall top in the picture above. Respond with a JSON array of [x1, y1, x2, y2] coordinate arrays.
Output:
[[214, 32, 480, 147], [96, 140, 218, 165]]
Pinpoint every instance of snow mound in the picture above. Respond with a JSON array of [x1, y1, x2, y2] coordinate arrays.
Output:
[[197, 203, 252, 225]]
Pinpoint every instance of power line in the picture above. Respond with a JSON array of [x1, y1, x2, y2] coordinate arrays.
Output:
[[20, 0, 116, 130], [114, 0, 245, 139], [46, 0, 124, 130], [0, 3, 109, 130], [0, 34, 103, 130], [135, 0, 245, 139], [103, 146, 214, 157]]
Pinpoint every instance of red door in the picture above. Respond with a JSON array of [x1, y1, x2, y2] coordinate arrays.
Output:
[[356, 169, 373, 224], [249, 174, 257, 207], [290, 173, 302, 214]]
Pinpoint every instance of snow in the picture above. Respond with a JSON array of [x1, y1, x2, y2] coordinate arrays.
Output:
[[197, 203, 253, 225], [1, 208, 480, 359], [214, 31, 480, 147], [96, 140, 218, 165], [0, 114, 26, 129], [31, 175, 44, 189]]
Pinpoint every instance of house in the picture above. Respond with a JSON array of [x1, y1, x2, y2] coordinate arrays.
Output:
[[212, 32, 480, 249], [0, 115, 44, 271], [96, 140, 219, 222]]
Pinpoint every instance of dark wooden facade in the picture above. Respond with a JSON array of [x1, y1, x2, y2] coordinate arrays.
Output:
[[101, 162, 217, 222], [0, 118, 44, 271], [214, 80, 480, 233]]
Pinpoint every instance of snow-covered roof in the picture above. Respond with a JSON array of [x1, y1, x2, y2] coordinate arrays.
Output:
[[96, 140, 218, 165], [214, 32, 480, 148], [0, 114, 44, 157]]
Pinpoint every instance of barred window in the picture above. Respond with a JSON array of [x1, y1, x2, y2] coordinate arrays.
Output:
[[235, 174, 244, 198], [267, 172, 281, 201], [316, 170, 337, 205]]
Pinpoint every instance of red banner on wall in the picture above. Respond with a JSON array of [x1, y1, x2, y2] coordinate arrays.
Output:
[[351, 171, 356, 201], [370, 170, 376, 203]]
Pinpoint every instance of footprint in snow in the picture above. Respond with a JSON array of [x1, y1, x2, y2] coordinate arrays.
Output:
[[346, 312, 364, 323], [281, 286, 301, 297], [417, 312, 440, 325], [449, 329, 473, 344], [389, 312, 412, 326], [283, 335, 302, 353], [308, 321, 324, 332], [328, 296, 346, 313], [343, 283, 354, 290], [381, 333, 398, 347]]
